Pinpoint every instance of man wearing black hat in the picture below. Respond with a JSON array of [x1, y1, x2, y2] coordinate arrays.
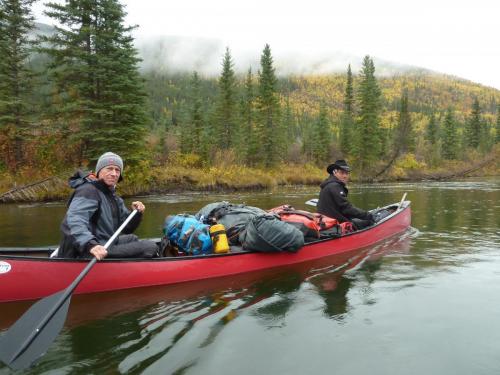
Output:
[[317, 159, 374, 230]]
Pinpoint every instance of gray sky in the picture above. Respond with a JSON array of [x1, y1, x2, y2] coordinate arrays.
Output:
[[33, 0, 500, 90]]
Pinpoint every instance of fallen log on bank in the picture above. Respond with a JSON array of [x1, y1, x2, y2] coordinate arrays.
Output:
[[421, 155, 497, 181], [0, 176, 66, 203]]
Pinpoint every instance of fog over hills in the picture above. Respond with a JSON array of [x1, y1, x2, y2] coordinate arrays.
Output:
[[135, 34, 430, 78], [33, 23, 486, 87]]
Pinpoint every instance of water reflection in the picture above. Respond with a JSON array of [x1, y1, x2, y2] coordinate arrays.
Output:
[[2, 178, 500, 374], [307, 231, 414, 321]]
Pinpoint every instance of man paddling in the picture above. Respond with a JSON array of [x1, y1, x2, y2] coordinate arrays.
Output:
[[317, 159, 374, 230], [58, 152, 158, 259]]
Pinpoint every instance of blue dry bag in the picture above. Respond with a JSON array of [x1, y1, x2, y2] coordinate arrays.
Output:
[[163, 214, 213, 255]]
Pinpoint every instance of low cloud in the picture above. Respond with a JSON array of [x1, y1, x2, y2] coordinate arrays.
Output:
[[135, 35, 423, 77]]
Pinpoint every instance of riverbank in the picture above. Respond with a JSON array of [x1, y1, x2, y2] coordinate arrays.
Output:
[[0, 163, 326, 202], [1, 154, 498, 203]]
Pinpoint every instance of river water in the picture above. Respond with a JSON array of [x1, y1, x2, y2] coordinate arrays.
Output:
[[0, 178, 499, 374]]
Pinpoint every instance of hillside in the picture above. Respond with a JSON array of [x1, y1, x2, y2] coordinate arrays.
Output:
[[281, 72, 500, 120], [144, 70, 500, 131]]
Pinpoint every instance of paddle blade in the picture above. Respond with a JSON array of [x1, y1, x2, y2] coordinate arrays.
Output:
[[0, 290, 71, 370], [305, 198, 318, 207]]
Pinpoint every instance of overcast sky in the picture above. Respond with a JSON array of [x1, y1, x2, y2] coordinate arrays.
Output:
[[33, 0, 500, 90]]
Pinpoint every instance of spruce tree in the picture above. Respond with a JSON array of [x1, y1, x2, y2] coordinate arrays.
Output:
[[480, 119, 493, 153], [214, 47, 237, 150], [340, 64, 354, 156], [0, 0, 37, 170], [190, 71, 203, 152], [466, 97, 482, 149], [301, 118, 315, 161], [179, 72, 204, 155], [354, 56, 382, 173], [256, 44, 281, 167], [281, 94, 296, 153], [179, 119, 192, 154], [42, 0, 148, 164], [425, 113, 438, 145], [442, 108, 458, 159], [240, 68, 259, 164], [312, 103, 331, 164], [394, 91, 415, 153], [275, 96, 289, 163]]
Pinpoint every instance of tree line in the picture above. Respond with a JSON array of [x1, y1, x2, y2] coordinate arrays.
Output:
[[1, 0, 499, 180]]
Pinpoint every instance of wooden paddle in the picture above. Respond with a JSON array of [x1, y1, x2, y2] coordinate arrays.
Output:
[[0, 209, 138, 370]]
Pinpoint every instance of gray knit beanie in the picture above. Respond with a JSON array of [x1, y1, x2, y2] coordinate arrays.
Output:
[[96, 152, 124, 178]]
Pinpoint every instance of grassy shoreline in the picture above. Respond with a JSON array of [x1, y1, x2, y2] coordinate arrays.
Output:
[[1, 157, 498, 203]]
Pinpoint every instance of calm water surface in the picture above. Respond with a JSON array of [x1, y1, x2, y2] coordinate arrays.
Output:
[[0, 178, 499, 374]]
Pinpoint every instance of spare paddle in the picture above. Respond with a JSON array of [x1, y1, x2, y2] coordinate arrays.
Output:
[[0, 209, 138, 370]]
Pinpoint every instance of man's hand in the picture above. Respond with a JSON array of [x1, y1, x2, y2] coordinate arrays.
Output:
[[90, 245, 108, 260], [131, 201, 145, 213]]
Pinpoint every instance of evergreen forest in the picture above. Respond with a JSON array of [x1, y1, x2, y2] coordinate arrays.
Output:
[[1, 0, 499, 200]]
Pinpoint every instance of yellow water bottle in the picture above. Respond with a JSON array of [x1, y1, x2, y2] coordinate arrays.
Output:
[[210, 224, 230, 254]]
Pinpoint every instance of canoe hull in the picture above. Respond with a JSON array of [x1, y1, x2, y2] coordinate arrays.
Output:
[[0, 203, 411, 302]]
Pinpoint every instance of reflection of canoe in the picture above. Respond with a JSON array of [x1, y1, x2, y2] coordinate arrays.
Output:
[[0, 202, 411, 303]]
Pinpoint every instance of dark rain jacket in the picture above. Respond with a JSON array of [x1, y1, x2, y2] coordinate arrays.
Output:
[[58, 171, 142, 258], [316, 175, 372, 223]]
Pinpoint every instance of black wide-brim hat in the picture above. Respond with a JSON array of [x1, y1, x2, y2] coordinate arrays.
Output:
[[327, 159, 351, 174]]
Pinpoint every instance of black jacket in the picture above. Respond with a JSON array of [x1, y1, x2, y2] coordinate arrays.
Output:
[[58, 171, 142, 258], [316, 175, 371, 223]]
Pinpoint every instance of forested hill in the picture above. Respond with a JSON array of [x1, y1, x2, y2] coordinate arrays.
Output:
[[143, 67, 500, 143], [2, 11, 499, 196], [284, 73, 499, 117]]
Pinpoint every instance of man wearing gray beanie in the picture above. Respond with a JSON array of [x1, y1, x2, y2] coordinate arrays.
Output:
[[58, 151, 158, 259], [95, 152, 124, 182]]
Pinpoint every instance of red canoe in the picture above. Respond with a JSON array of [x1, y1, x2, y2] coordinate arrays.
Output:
[[0, 201, 411, 303]]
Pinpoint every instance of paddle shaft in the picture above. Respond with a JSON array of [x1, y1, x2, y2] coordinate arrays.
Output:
[[398, 193, 407, 210], [8, 209, 138, 366]]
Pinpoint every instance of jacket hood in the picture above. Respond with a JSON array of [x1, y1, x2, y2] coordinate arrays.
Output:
[[68, 170, 96, 189]]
